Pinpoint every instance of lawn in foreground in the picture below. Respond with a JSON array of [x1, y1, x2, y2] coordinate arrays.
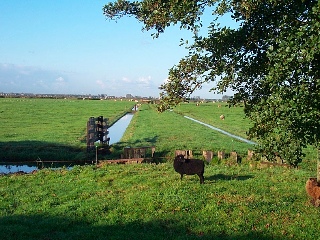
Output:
[[0, 160, 318, 240]]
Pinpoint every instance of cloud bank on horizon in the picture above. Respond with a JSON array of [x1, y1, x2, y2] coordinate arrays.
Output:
[[0, 1, 233, 98], [0, 63, 159, 97]]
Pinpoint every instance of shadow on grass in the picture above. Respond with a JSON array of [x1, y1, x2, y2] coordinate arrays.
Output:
[[0, 136, 171, 164], [207, 174, 254, 181], [109, 136, 171, 162], [0, 214, 288, 240], [0, 140, 90, 163]]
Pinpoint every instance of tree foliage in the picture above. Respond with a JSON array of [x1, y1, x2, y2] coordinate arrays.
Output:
[[103, 0, 320, 166]]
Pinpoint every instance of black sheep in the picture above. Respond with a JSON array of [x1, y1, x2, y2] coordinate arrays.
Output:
[[173, 154, 205, 184]]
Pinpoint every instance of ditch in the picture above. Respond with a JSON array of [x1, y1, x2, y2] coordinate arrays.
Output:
[[0, 113, 134, 174]]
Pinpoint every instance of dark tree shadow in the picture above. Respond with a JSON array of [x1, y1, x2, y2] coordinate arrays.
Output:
[[0, 140, 90, 163], [108, 136, 171, 162], [0, 135, 171, 169], [0, 214, 289, 240], [116, 136, 159, 146], [207, 174, 254, 181]]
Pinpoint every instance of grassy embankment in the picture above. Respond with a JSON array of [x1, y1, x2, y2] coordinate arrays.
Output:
[[174, 102, 251, 139], [0, 98, 135, 162], [171, 102, 317, 169], [1, 100, 319, 239], [113, 102, 316, 163], [111, 103, 254, 160]]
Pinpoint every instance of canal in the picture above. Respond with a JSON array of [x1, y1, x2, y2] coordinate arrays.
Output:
[[0, 112, 134, 174]]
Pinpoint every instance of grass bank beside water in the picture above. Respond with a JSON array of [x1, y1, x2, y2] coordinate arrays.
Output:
[[0, 98, 135, 162], [111, 104, 253, 160]]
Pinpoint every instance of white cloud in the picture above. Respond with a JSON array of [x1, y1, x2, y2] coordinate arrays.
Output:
[[96, 80, 106, 89], [0, 63, 162, 97], [0, 63, 71, 93], [53, 76, 67, 91], [122, 77, 131, 83], [138, 75, 151, 85], [55, 76, 65, 82]]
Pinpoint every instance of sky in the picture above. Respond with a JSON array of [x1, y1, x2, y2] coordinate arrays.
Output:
[[0, 0, 235, 98]]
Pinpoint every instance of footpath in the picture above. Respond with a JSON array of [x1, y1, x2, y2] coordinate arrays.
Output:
[[184, 116, 256, 145]]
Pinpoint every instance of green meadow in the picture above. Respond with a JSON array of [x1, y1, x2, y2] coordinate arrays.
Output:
[[0, 98, 319, 239], [112, 103, 253, 160], [0, 98, 135, 162], [174, 102, 251, 139]]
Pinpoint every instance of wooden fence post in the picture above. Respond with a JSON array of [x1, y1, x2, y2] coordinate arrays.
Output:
[[203, 150, 214, 163], [175, 150, 193, 159], [247, 149, 254, 160], [230, 151, 240, 163], [218, 151, 225, 160]]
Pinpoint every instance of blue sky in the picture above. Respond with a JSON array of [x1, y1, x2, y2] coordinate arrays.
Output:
[[0, 0, 235, 98]]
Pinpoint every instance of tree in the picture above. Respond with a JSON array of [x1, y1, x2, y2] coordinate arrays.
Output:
[[103, 0, 320, 169]]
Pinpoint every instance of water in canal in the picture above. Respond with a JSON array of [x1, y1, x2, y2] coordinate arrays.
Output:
[[108, 113, 133, 145], [0, 113, 134, 174]]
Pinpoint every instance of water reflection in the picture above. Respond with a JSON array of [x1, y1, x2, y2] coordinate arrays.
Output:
[[0, 113, 135, 174], [0, 164, 38, 174], [108, 113, 133, 145], [0, 163, 75, 174]]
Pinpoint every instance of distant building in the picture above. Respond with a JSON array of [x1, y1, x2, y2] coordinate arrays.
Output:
[[222, 95, 232, 101], [126, 94, 133, 99], [191, 96, 201, 100]]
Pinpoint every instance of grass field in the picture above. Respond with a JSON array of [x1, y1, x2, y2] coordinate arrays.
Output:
[[0, 159, 318, 239], [1, 98, 319, 239], [112, 103, 317, 164], [174, 102, 252, 139], [171, 102, 317, 168], [0, 98, 135, 161], [111, 103, 254, 160]]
